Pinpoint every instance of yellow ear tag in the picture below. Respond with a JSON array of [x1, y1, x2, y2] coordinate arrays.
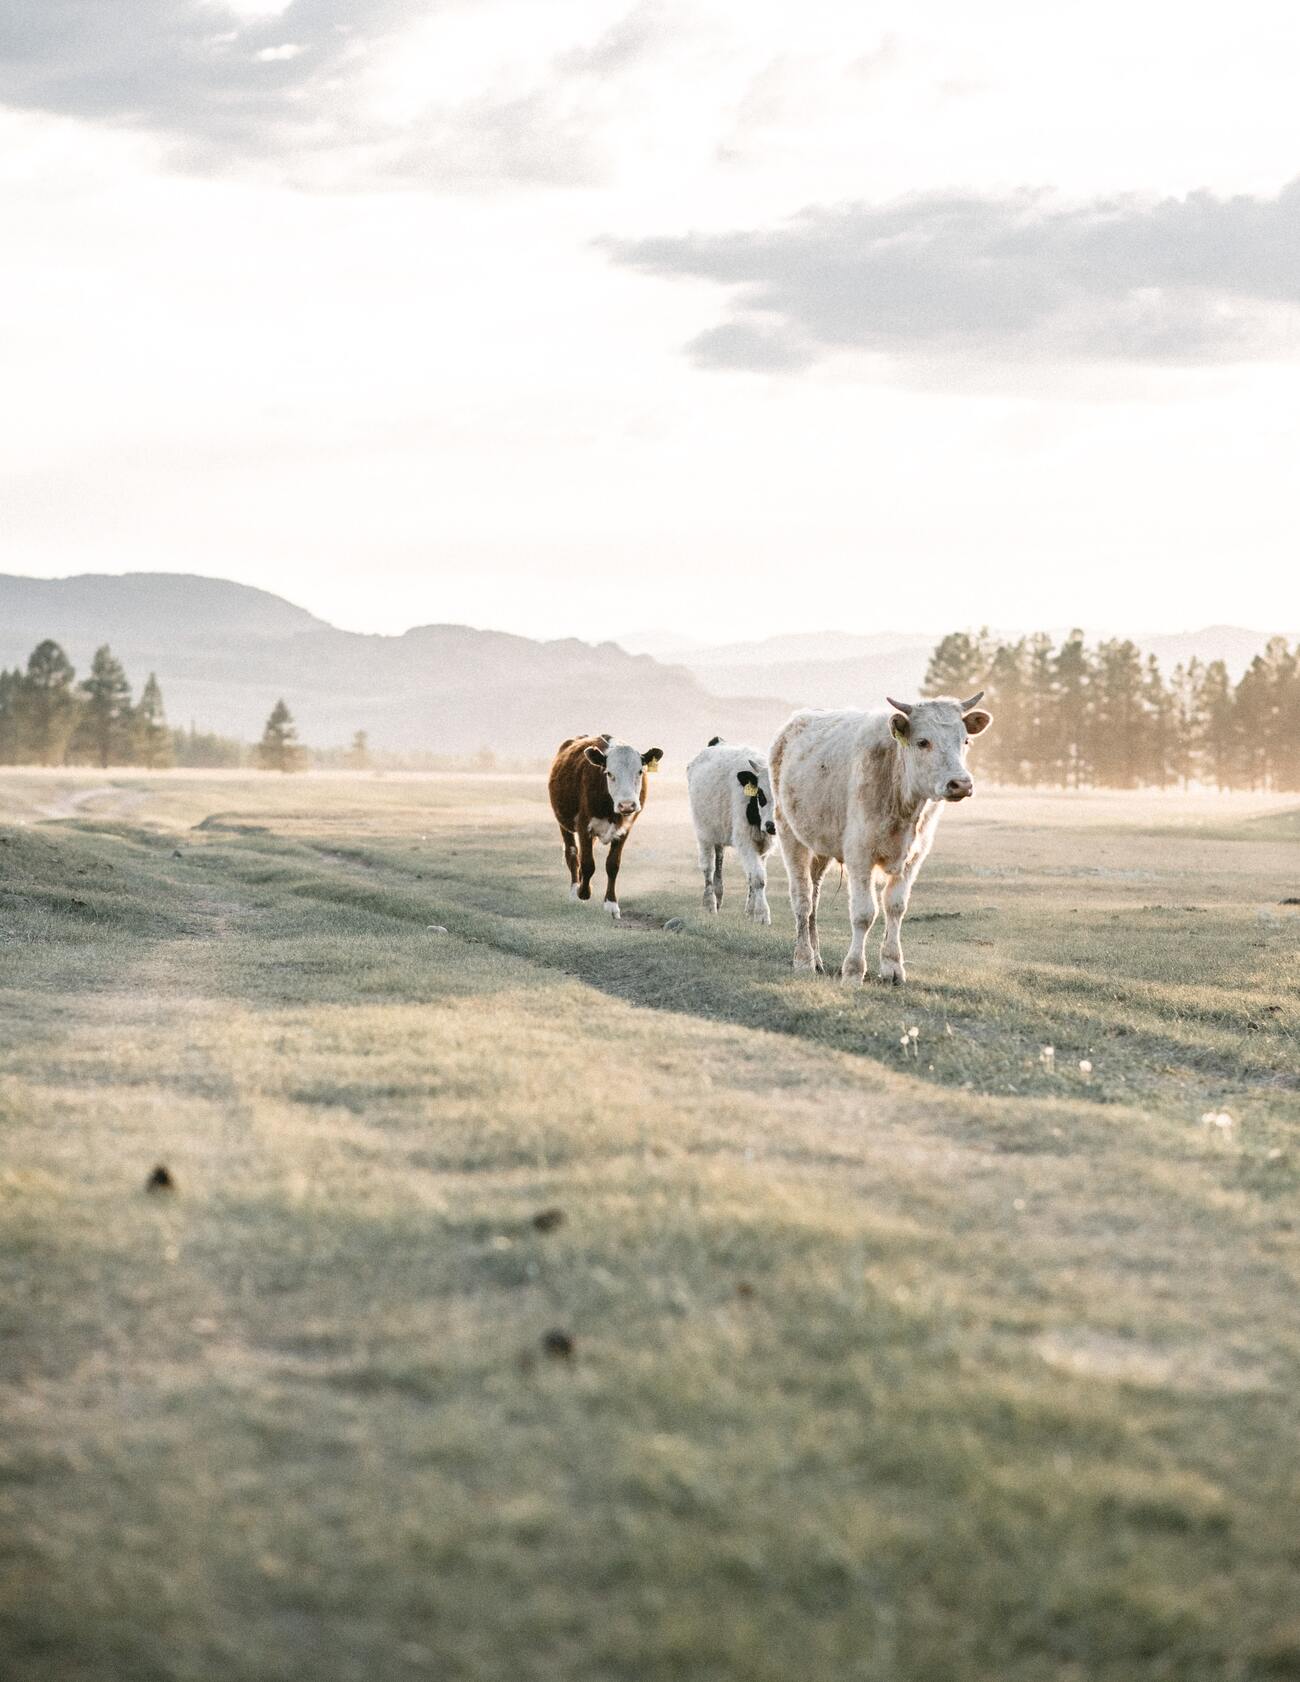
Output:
[[743, 781, 759, 797]]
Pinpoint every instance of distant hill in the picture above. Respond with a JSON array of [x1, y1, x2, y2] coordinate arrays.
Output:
[[0, 572, 326, 653], [0, 573, 789, 757]]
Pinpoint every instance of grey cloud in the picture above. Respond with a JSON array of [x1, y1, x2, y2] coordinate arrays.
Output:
[[0, 0, 662, 187], [557, 1, 669, 77], [608, 182, 1300, 369]]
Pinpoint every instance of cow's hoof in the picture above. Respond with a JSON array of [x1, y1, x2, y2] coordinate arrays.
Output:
[[840, 966, 865, 986], [751, 906, 772, 925], [702, 896, 718, 914], [604, 901, 621, 920], [878, 961, 905, 986], [569, 883, 580, 900]]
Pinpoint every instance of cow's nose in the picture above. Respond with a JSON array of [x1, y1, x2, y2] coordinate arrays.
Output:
[[764, 821, 776, 834], [617, 801, 640, 815], [946, 777, 973, 799]]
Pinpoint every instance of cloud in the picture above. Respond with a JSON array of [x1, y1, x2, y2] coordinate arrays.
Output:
[[0, 0, 666, 188], [607, 181, 1300, 370]]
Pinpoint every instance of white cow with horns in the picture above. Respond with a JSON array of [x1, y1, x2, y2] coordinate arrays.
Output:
[[686, 737, 778, 921], [769, 692, 993, 984]]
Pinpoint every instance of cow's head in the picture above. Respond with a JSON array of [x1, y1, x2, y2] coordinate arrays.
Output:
[[584, 739, 663, 816], [735, 759, 777, 837], [885, 692, 992, 803]]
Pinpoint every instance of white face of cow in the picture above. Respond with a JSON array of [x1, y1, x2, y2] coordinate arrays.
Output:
[[585, 739, 664, 817], [735, 758, 777, 837], [887, 693, 993, 803]]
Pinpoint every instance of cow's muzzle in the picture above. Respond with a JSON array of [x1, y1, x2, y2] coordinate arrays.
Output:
[[944, 778, 973, 801], [617, 801, 641, 816]]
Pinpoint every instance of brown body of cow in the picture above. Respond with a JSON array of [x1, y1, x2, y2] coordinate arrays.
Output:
[[547, 733, 662, 918]]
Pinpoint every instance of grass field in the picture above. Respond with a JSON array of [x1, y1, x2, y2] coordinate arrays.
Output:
[[2, 767, 1299, 1682]]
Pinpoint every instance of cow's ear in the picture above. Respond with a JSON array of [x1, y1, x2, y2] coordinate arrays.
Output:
[[641, 748, 663, 771], [584, 745, 607, 768], [890, 713, 911, 742], [736, 770, 756, 790], [963, 709, 993, 737]]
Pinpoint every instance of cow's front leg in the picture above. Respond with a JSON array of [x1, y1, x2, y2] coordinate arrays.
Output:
[[840, 862, 879, 983], [698, 838, 718, 912], [779, 831, 823, 971], [603, 835, 625, 919], [576, 827, 597, 902], [879, 870, 914, 985]]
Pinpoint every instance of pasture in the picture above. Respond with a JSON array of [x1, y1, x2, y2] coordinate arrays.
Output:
[[2, 768, 1299, 1682]]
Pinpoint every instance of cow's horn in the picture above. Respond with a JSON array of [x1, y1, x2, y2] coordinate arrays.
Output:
[[961, 690, 985, 710], [885, 696, 914, 716]]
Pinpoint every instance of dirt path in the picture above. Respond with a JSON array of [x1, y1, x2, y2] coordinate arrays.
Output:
[[34, 783, 152, 822]]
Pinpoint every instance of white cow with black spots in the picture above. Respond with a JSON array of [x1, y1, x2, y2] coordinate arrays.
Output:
[[686, 737, 778, 922]]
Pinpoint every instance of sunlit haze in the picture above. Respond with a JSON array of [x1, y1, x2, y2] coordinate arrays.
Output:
[[3, 0, 1298, 641]]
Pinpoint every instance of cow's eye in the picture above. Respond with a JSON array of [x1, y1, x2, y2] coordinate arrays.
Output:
[[917, 738, 931, 750]]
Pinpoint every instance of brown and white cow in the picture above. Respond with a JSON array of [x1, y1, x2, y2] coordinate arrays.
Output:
[[770, 693, 992, 984], [548, 733, 664, 919]]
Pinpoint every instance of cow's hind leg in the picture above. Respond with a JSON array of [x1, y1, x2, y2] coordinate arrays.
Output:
[[713, 845, 725, 910], [780, 830, 825, 972], [807, 855, 831, 965], [738, 837, 771, 924], [560, 823, 581, 899], [698, 838, 718, 912], [603, 835, 625, 919], [576, 827, 597, 902], [840, 861, 880, 983]]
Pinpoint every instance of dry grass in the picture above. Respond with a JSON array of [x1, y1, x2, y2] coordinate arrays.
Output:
[[1, 769, 1299, 1682]]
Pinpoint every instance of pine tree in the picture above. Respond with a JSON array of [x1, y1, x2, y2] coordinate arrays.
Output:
[[257, 699, 305, 773], [1090, 640, 1145, 788], [1025, 633, 1059, 785], [21, 640, 80, 766], [1053, 632, 1090, 788], [1168, 661, 1201, 789], [0, 667, 24, 765], [346, 730, 370, 771], [134, 674, 174, 770], [77, 645, 134, 768], [982, 640, 1029, 784], [922, 629, 992, 698], [1140, 655, 1175, 790], [1197, 662, 1236, 790]]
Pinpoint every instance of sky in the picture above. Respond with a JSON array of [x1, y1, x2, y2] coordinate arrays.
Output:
[[2, 0, 1298, 644]]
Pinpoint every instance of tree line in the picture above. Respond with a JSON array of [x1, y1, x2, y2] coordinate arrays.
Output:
[[0, 639, 315, 773], [924, 630, 1300, 790], [1, 641, 173, 768], [5, 630, 1298, 789]]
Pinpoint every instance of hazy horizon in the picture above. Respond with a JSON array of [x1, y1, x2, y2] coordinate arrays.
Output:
[[1, 567, 1295, 653]]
